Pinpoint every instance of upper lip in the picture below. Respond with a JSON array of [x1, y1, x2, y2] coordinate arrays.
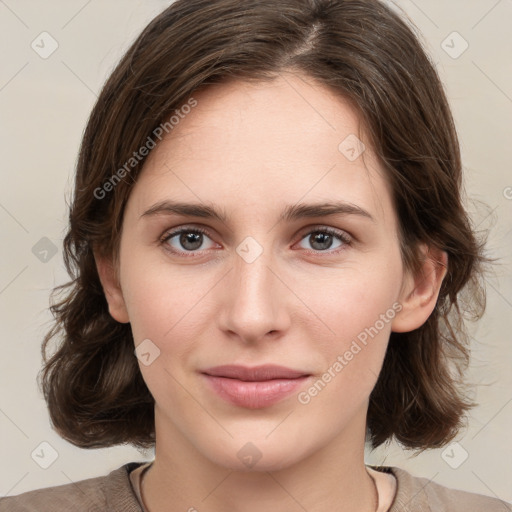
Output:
[[202, 365, 310, 381]]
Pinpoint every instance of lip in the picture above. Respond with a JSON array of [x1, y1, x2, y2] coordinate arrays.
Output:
[[201, 364, 311, 409], [202, 364, 310, 381]]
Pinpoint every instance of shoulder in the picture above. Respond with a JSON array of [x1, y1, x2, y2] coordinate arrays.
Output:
[[372, 465, 512, 512], [0, 462, 144, 512]]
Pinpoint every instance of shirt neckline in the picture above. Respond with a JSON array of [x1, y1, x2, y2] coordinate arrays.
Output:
[[128, 462, 398, 512]]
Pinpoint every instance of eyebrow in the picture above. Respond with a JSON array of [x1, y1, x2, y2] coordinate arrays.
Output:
[[140, 200, 375, 223]]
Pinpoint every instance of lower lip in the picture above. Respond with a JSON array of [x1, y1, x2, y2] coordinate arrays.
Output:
[[202, 374, 310, 409]]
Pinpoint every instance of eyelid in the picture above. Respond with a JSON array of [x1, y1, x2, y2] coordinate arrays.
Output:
[[160, 224, 210, 242], [296, 224, 352, 241], [160, 225, 217, 246]]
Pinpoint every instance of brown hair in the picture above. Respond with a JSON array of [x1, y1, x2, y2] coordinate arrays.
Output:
[[40, 0, 492, 451]]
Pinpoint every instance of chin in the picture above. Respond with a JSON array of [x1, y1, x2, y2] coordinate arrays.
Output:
[[199, 436, 312, 473]]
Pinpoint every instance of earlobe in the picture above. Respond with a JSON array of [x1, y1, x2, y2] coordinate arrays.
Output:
[[94, 251, 130, 324], [391, 244, 448, 333]]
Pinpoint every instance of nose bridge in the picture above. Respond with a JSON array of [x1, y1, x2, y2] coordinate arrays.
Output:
[[220, 237, 288, 340]]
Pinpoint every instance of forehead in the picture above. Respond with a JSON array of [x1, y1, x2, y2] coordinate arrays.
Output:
[[129, 72, 396, 229]]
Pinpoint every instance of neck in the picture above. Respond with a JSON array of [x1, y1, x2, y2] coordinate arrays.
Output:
[[142, 407, 377, 512]]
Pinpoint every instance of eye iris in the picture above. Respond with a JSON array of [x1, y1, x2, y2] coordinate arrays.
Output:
[[180, 231, 203, 251], [310, 232, 333, 250]]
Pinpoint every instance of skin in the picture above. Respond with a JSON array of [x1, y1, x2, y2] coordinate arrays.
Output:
[[96, 71, 447, 512]]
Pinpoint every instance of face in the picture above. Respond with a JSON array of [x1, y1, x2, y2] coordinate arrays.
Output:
[[98, 72, 444, 472]]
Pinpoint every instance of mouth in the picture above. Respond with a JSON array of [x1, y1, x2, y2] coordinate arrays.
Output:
[[200, 364, 312, 409], [201, 364, 311, 381]]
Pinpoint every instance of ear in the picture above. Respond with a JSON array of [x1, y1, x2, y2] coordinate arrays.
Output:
[[94, 251, 130, 324], [391, 244, 448, 333]]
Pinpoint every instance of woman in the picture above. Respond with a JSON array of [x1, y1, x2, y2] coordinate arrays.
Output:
[[2, 0, 510, 511]]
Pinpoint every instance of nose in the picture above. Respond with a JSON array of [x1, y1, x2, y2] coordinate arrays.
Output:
[[217, 244, 291, 344]]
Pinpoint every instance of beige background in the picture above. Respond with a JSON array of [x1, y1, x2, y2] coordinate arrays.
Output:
[[0, 0, 511, 503]]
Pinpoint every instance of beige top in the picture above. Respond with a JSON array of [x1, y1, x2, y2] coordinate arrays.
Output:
[[1, 461, 511, 511], [128, 463, 397, 512]]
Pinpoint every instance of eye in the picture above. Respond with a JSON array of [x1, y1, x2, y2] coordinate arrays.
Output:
[[160, 226, 218, 256], [296, 227, 352, 254], [159, 225, 352, 257]]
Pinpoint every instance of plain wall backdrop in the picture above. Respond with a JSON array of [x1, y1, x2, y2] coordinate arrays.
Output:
[[0, 0, 511, 502]]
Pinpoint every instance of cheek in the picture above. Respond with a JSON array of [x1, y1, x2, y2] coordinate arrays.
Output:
[[300, 255, 402, 388], [120, 262, 211, 404], [299, 294, 395, 414], [309, 258, 402, 339], [120, 250, 214, 342]]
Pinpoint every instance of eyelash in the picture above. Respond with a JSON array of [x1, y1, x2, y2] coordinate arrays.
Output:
[[159, 225, 352, 258]]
